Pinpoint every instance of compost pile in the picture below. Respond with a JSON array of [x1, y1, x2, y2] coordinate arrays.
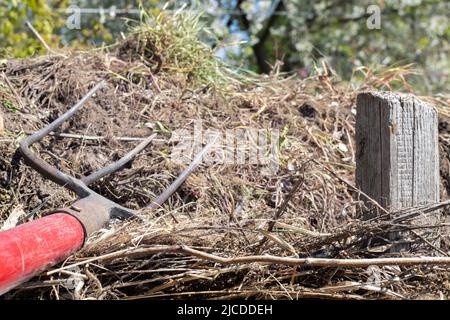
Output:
[[1, 13, 450, 300]]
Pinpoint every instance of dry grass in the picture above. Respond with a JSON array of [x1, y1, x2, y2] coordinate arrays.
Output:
[[352, 63, 419, 92], [1, 11, 450, 300]]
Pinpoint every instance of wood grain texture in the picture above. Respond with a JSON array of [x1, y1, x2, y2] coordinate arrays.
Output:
[[0, 111, 4, 136], [356, 92, 440, 249]]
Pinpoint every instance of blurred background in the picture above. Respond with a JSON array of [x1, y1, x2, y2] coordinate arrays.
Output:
[[0, 0, 448, 94]]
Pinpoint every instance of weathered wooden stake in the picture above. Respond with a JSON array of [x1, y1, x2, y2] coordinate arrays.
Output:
[[356, 92, 441, 250], [0, 111, 4, 136]]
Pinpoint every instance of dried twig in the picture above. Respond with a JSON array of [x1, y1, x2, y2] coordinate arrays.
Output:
[[43, 132, 154, 142], [25, 21, 52, 53], [1, 73, 25, 110], [47, 244, 450, 275], [255, 161, 310, 252]]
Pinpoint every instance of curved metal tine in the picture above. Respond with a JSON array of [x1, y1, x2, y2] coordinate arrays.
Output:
[[146, 139, 215, 211], [19, 81, 105, 196], [82, 133, 156, 185]]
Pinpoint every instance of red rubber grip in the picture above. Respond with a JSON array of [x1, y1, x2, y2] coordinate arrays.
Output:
[[0, 213, 85, 295]]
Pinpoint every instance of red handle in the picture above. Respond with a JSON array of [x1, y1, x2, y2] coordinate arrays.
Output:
[[0, 213, 85, 295]]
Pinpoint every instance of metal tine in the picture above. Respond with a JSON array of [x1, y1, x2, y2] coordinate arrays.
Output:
[[146, 138, 216, 211], [20, 81, 106, 195], [19, 80, 154, 198], [82, 133, 156, 185], [25, 81, 105, 144]]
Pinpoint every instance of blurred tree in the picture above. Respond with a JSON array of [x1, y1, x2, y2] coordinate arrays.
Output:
[[0, 0, 69, 57], [223, 0, 449, 93]]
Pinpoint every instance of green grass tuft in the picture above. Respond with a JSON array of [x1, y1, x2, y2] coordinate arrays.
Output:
[[124, 6, 257, 91]]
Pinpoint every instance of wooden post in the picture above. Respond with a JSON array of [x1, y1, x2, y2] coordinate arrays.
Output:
[[356, 92, 440, 250], [0, 111, 4, 136]]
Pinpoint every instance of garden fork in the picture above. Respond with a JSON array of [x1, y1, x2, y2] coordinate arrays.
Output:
[[0, 81, 154, 295]]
